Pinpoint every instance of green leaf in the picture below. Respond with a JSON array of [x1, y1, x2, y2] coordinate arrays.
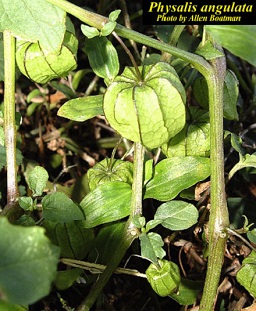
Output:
[[14, 215, 36, 227], [43, 220, 94, 260], [205, 26, 256, 67], [247, 229, 256, 245], [224, 131, 245, 157], [0, 0, 66, 54], [146, 219, 162, 232], [81, 24, 100, 39], [27, 102, 42, 117], [153, 25, 200, 56], [0, 128, 4, 146], [154, 201, 198, 231], [72, 69, 92, 91], [80, 181, 132, 228], [170, 278, 203, 305], [18, 196, 34, 211], [104, 62, 186, 149], [230, 133, 244, 156], [0, 301, 27, 311], [14, 214, 36, 227], [27, 166, 49, 196], [196, 40, 224, 60], [229, 153, 256, 180], [237, 250, 256, 298], [153, 25, 175, 43], [0, 144, 23, 170], [16, 29, 78, 84], [84, 36, 119, 81], [54, 268, 83, 290], [88, 222, 125, 264], [162, 107, 210, 157], [42, 192, 85, 222], [192, 76, 208, 110], [0, 38, 4, 81], [65, 15, 75, 34], [228, 198, 256, 230], [0, 144, 6, 169], [144, 159, 154, 185], [140, 232, 166, 264], [146, 259, 181, 297], [58, 95, 103, 122], [26, 89, 44, 104], [0, 218, 60, 305], [145, 157, 210, 201], [193, 70, 239, 120], [109, 10, 121, 22], [71, 173, 90, 203], [142, 53, 162, 66], [223, 70, 239, 120], [49, 153, 63, 169], [50, 80, 77, 100], [101, 22, 116, 36], [132, 215, 146, 229], [87, 158, 133, 191], [146, 232, 166, 260]]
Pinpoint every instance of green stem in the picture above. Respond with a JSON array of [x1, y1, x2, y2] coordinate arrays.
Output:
[[119, 0, 141, 61], [76, 222, 136, 311], [112, 32, 141, 80], [2, 31, 19, 209], [199, 46, 229, 311], [60, 257, 147, 278], [46, 0, 212, 77], [76, 143, 144, 311], [168, 25, 186, 46], [161, 25, 186, 62], [131, 142, 144, 217]]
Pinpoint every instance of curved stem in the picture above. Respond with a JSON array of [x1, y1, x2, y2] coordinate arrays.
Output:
[[119, 0, 141, 60], [46, 0, 212, 78], [112, 32, 141, 80], [199, 45, 229, 311]]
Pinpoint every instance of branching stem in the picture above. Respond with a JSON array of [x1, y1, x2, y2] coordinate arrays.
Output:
[[45, 1, 229, 308], [76, 143, 144, 311], [46, 0, 212, 77]]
